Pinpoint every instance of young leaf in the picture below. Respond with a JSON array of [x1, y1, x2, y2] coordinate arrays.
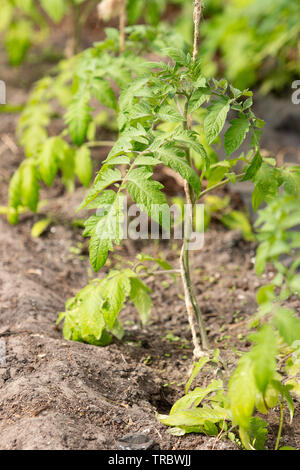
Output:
[[39, 137, 59, 186], [129, 277, 152, 324], [65, 92, 92, 146], [75, 146, 93, 188], [101, 270, 132, 330], [204, 98, 230, 144], [92, 78, 117, 111], [87, 193, 123, 271], [154, 145, 201, 196], [228, 355, 257, 429], [126, 167, 168, 225], [20, 162, 39, 212], [77, 167, 122, 211], [224, 115, 250, 155]]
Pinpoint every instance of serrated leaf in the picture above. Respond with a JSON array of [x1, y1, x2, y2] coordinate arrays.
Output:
[[101, 270, 132, 330], [126, 167, 168, 226], [224, 116, 250, 155], [154, 145, 201, 196], [188, 87, 211, 113], [242, 151, 263, 182], [65, 92, 92, 146], [204, 98, 230, 144], [88, 193, 123, 271], [77, 167, 122, 211], [92, 78, 117, 110]]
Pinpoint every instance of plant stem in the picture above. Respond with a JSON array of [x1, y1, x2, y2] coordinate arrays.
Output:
[[87, 140, 115, 148], [275, 400, 284, 450], [198, 173, 245, 200], [193, 0, 203, 62], [179, 1, 209, 356]]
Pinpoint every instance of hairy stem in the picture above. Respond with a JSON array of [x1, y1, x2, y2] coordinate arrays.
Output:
[[193, 0, 203, 62], [180, 241, 204, 358], [179, 2, 209, 354]]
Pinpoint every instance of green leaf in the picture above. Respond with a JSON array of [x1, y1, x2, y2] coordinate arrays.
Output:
[[60, 281, 111, 346], [159, 405, 229, 428], [127, 0, 144, 24], [228, 355, 257, 429], [185, 356, 211, 395], [101, 270, 132, 330], [40, 0, 67, 23], [221, 210, 255, 242], [92, 78, 117, 110], [204, 98, 230, 144], [154, 145, 201, 196], [87, 193, 123, 271], [171, 380, 223, 416], [158, 105, 184, 123], [65, 92, 92, 146], [126, 167, 168, 226], [242, 151, 263, 182], [77, 167, 122, 211], [224, 116, 250, 155], [188, 87, 211, 113], [130, 277, 152, 324], [20, 162, 39, 212], [248, 417, 268, 450], [248, 325, 277, 394], [162, 47, 189, 66], [39, 137, 60, 186], [75, 146, 93, 188], [31, 218, 51, 238], [273, 308, 300, 346]]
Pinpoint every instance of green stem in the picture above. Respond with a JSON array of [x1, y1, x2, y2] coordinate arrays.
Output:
[[179, 95, 209, 354], [275, 400, 284, 450], [87, 140, 115, 148], [198, 173, 245, 200]]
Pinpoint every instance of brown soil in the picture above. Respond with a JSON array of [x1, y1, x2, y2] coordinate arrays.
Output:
[[0, 40, 300, 451]]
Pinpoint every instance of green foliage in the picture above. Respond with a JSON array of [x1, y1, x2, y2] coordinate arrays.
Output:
[[159, 355, 230, 438], [7, 25, 185, 222], [200, 0, 300, 93], [229, 191, 300, 448], [58, 256, 166, 344], [6, 2, 300, 452], [0, 0, 93, 65]]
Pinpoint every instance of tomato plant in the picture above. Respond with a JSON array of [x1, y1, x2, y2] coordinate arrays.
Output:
[[6, 0, 300, 450]]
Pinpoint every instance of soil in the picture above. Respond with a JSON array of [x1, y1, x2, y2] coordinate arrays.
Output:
[[0, 25, 300, 451]]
